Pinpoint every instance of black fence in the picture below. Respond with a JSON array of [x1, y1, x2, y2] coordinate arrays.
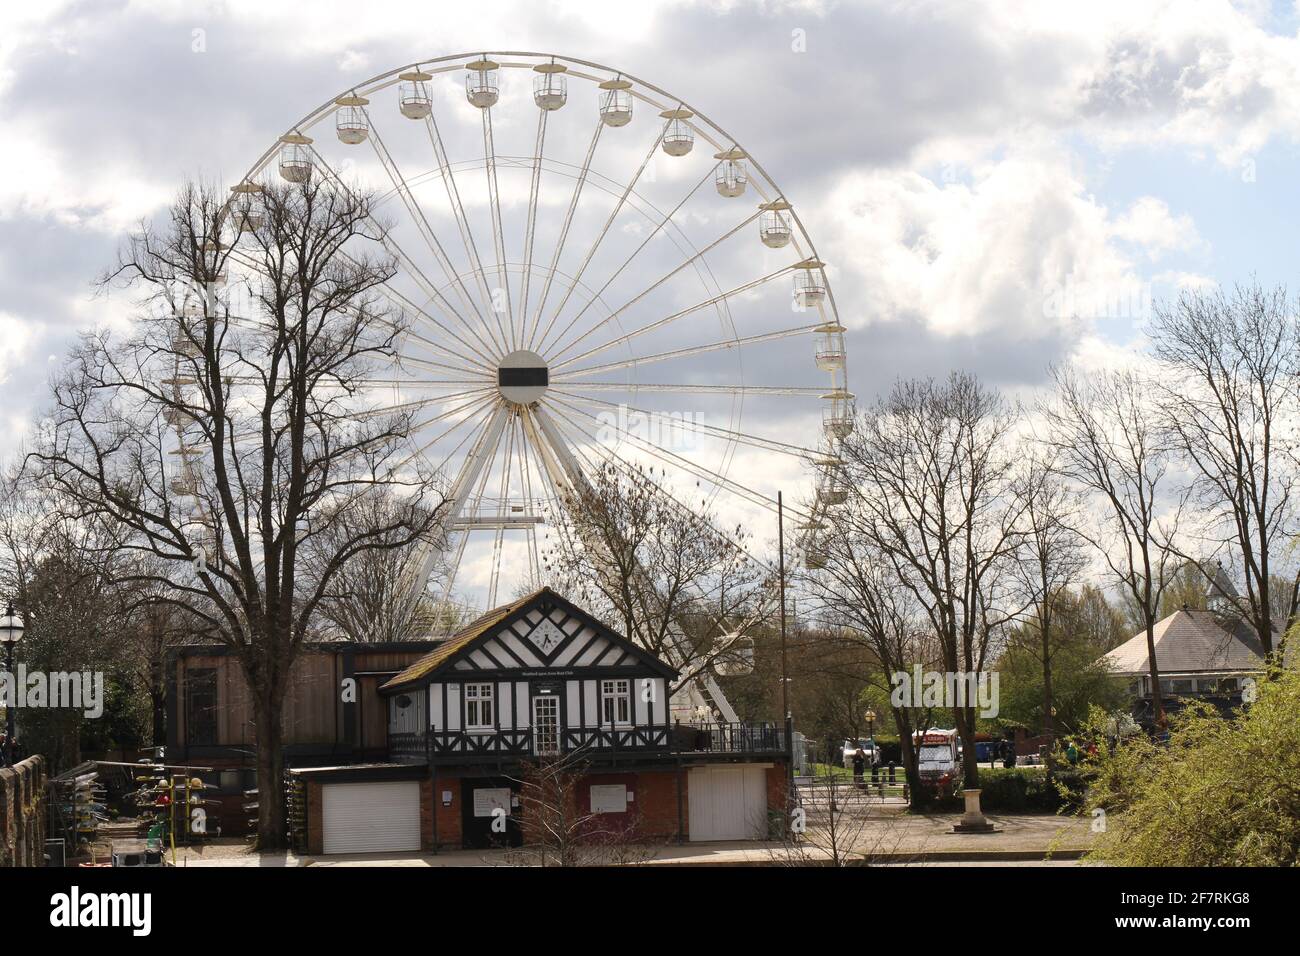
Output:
[[388, 732, 427, 763], [671, 722, 787, 754], [387, 720, 789, 764]]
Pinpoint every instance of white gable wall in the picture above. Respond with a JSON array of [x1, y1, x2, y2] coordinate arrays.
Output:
[[410, 600, 674, 743]]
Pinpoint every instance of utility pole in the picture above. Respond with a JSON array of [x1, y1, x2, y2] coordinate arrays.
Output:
[[778, 492, 789, 721], [778, 492, 794, 814]]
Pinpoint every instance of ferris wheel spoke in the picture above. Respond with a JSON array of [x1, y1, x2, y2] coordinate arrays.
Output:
[[525, 120, 604, 349], [392, 350, 492, 380], [518, 110, 549, 344], [448, 415, 510, 607], [540, 162, 718, 361], [363, 108, 506, 355], [392, 392, 498, 474], [308, 143, 505, 361], [540, 405, 790, 558], [555, 323, 821, 380], [547, 389, 821, 459], [225, 246, 490, 372], [423, 109, 500, 345], [353, 377, 490, 389], [481, 108, 515, 352], [547, 218, 772, 369], [351, 387, 491, 424], [357, 386, 495, 419], [561, 382, 827, 396], [514, 416, 544, 586], [532, 127, 666, 355], [365, 277, 500, 370], [486, 415, 519, 607], [543, 396, 787, 517], [518, 407, 571, 512], [351, 405, 492, 465]]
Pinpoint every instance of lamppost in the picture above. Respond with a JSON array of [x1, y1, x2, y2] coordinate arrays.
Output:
[[863, 709, 876, 743], [0, 602, 24, 766]]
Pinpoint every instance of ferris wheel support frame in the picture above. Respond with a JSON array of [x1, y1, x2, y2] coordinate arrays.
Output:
[[393, 402, 510, 628], [529, 405, 740, 723]]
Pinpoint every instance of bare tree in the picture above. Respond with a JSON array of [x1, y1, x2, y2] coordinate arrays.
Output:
[[772, 769, 905, 867], [1041, 366, 1184, 728], [1009, 455, 1089, 744], [504, 752, 659, 866], [306, 491, 449, 642], [834, 372, 1028, 789], [118, 569, 208, 745], [804, 539, 941, 807], [26, 179, 447, 846], [544, 463, 763, 707], [1150, 283, 1299, 661], [0, 473, 137, 770]]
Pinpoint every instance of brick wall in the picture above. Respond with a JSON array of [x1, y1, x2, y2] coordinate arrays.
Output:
[[0, 755, 47, 867], [766, 764, 789, 812], [599, 769, 681, 840], [303, 763, 783, 854], [429, 771, 462, 849], [419, 778, 433, 850], [539, 769, 685, 843]]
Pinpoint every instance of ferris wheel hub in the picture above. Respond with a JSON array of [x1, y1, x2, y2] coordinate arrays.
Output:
[[497, 349, 549, 406]]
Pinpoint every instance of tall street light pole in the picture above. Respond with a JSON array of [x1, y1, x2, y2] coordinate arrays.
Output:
[[0, 602, 24, 767]]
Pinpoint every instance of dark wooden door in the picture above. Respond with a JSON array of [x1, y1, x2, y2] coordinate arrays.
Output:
[[460, 777, 522, 849]]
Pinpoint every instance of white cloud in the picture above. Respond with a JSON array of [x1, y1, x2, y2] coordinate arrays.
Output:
[[4, 0, 1300, 605], [1110, 197, 1206, 261], [0, 311, 37, 385], [0, 116, 170, 231], [818, 141, 1149, 345]]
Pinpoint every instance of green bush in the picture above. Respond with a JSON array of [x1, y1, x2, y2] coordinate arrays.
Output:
[[1078, 667, 1300, 866], [957, 768, 1077, 812]]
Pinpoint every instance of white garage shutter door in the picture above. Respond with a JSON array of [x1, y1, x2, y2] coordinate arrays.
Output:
[[688, 766, 768, 842], [322, 781, 421, 854]]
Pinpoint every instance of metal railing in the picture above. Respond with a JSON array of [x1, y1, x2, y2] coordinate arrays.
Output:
[[387, 720, 790, 763], [672, 721, 787, 755], [388, 732, 426, 763]]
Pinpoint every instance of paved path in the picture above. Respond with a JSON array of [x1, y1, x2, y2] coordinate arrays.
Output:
[[171, 808, 1096, 867]]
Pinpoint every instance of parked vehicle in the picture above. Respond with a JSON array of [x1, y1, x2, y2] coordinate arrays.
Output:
[[914, 729, 962, 793]]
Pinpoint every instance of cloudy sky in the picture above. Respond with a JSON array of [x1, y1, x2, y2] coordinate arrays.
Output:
[[3, 0, 1300, 601]]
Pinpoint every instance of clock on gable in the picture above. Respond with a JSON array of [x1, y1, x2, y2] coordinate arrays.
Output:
[[527, 619, 567, 655]]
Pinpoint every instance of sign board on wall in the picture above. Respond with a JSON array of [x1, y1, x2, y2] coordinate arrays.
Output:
[[590, 784, 628, 814], [473, 787, 511, 818]]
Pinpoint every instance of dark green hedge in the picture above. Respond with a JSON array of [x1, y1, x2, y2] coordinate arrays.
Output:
[[916, 768, 1085, 813]]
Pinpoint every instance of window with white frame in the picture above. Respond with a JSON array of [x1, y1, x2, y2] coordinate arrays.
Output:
[[600, 679, 631, 725], [465, 683, 495, 730]]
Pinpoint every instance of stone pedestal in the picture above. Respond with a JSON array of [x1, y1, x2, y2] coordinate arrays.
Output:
[[951, 788, 998, 833]]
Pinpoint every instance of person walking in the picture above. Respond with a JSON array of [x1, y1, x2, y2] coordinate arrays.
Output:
[[852, 747, 866, 788]]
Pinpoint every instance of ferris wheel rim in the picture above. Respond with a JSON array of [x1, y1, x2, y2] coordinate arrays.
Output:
[[226, 48, 850, 611], [232, 49, 842, 327]]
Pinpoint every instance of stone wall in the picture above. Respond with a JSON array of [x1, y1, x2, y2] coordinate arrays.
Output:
[[0, 755, 47, 867]]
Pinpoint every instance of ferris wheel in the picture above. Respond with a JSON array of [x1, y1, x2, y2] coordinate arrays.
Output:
[[223, 50, 852, 624]]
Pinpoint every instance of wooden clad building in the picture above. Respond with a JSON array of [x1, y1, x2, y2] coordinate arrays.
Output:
[[169, 589, 791, 852]]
